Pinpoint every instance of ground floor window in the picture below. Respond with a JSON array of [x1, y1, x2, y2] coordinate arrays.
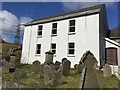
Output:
[[51, 43, 56, 54], [36, 44, 41, 55], [68, 42, 75, 55]]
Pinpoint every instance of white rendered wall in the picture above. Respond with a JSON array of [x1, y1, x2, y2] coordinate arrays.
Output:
[[21, 14, 100, 67]]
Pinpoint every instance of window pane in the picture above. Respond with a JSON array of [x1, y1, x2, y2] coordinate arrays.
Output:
[[69, 43, 74, 48], [37, 44, 41, 49], [69, 27, 75, 32], [69, 20, 75, 26], [38, 31, 42, 35], [52, 29, 57, 34], [52, 23, 57, 28], [52, 50, 56, 54], [69, 49, 74, 54], [37, 50, 41, 54], [38, 25, 42, 30], [52, 44, 56, 49]]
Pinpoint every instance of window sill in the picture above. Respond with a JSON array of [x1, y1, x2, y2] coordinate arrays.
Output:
[[35, 54, 41, 56], [51, 34, 57, 37], [67, 55, 75, 57], [37, 36, 42, 38], [68, 32, 76, 35]]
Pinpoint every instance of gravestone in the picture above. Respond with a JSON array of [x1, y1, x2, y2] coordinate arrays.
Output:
[[9, 54, 16, 72], [80, 50, 100, 88], [14, 69, 27, 79], [62, 58, 67, 65], [76, 64, 84, 74], [32, 60, 41, 74], [103, 64, 112, 78], [61, 59, 71, 76], [45, 51, 54, 65], [54, 61, 61, 71], [74, 64, 77, 69], [43, 64, 61, 86], [2, 59, 9, 73]]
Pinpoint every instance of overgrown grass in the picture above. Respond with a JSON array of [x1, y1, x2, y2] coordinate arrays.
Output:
[[97, 70, 119, 88]]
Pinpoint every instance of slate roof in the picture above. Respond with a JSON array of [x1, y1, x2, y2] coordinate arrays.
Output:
[[25, 4, 106, 26]]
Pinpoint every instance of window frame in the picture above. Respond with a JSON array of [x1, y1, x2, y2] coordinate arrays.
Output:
[[69, 20, 76, 34], [51, 23, 57, 36], [37, 25, 43, 37], [36, 44, 41, 55], [68, 42, 75, 56], [51, 43, 56, 55]]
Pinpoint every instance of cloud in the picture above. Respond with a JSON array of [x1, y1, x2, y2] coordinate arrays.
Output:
[[0, 10, 32, 43]]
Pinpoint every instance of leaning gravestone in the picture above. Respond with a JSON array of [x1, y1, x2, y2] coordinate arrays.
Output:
[[103, 63, 112, 78], [2, 59, 9, 73], [54, 61, 61, 71], [45, 51, 54, 65], [43, 64, 61, 86], [76, 63, 84, 74], [61, 58, 71, 76], [32, 60, 41, 74], [9, 54, 16, 72], [14, 69, 27, 79], [80, 50, 100, 88]]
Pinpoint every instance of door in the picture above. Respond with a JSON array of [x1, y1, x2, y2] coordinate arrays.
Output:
[[106, 47, 118, 65]]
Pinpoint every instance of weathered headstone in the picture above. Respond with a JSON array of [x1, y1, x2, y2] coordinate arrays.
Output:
[[14, 69, 27, 79], [32, 60, 41, 74], [9, 55, 16, 72], [74, 64, 77, 69], [2, 59, 9, 73], [103, 63, 112, 78], [43, 64, 61, 86], [61, 58, 71, 76], [80, 50, 100, 88], [54, 61, 61, 71], [45, 51, 54, 65], [76, 64, 84, 74]]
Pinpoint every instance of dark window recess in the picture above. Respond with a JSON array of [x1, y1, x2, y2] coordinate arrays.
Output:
[[68, 43, 75, 55], [69, 20, 75, 33], [36, 44, 41, 54], [38, 25, 43, 36], [51, 43, 56, 54], [52, 23, 57, 35]]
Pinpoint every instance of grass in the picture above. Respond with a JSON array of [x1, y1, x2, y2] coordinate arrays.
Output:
[[97, 70, 119, 88], [2, 64, 119, 88]]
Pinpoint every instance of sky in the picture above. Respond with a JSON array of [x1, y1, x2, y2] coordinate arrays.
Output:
[[1, 1, 119, 43]]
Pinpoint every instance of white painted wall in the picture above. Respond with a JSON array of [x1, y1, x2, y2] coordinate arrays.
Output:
[[21, 14, 101, 67]]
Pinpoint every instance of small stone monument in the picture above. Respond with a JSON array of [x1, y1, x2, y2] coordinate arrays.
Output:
[[54, 61, 61, 71], [61, 58, 71, 76], [14, 69, 27, 79], [76, 63, 84, 74], [45, 51, 54, 65], [2, 59, 9, 73], [9, 53, 16, 72], [32, 60, 41, 74], [103, 63, 112, 78]]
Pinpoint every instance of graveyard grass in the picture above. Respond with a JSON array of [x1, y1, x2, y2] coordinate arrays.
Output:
[[2, 64, 119, 88]]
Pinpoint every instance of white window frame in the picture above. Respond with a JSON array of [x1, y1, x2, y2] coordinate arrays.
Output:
[[36, 44, 41, 55], [51, 23, 57, 36], [68, 42, 75, 56], [51, 43, 56, 55], [37, 25, 43, 37], [69, 20, 76, 34]]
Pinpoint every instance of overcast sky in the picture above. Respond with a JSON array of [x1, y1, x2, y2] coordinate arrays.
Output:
[[1, 1, 119, 43]]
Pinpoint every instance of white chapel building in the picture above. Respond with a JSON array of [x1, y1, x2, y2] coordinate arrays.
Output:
[[21, 4, 109, 68]]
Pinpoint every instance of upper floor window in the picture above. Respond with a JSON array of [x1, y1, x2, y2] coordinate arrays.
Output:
[[69, 20, 75, 33], [38, 25, 43, 36], [52, 23, 57, 35], [36, 44, 41, 55], [51, 43, 56, 54], [68, 42, 75, 55]]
